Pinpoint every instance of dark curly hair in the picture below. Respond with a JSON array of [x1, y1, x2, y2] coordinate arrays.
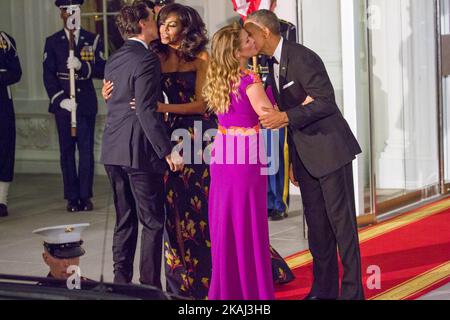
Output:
[[134, 0, 155, 10], [116, 2, 151, 40], [155, 3, 208, 62]]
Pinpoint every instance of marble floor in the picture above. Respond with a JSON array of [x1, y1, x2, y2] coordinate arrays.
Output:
[[0, 174, 308, 284], [0, 174, 448, 300]]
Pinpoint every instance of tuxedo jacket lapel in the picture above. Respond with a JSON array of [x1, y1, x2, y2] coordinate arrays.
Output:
[[279, 41, 289, 94], [266, 40, 290, 108], [268, 60, 281, 107]]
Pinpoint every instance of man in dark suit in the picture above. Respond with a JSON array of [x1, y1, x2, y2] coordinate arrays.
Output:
[[43, 0, 106, 213], [101, 2, 183, 287], [245, 10, 364, 300], [0, 31, 22, 217]]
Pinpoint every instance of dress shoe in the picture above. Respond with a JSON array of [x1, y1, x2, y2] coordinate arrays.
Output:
[[79, 199, 94, 212], [303, 295, 320, 300], [67, 200, 79, 212], [0, 204, 8, 217], [304, 294, 337, 301], [271, 210, 287, 221]]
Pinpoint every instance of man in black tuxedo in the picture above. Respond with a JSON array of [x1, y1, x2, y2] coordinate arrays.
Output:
[[245, 10, 364, 300], [101, 2, 183, 287]]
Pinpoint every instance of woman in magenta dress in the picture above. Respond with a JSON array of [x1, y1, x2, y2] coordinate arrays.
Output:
[[203, 23, 277, 300]]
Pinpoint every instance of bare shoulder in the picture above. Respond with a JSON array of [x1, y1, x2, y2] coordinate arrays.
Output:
[[194, 51, 210, 69], [196, 51, 210, 62], [191, 51, 209, 74]]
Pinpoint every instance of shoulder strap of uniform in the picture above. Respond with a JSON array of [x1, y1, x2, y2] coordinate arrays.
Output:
[[93, 34, 100, 51]]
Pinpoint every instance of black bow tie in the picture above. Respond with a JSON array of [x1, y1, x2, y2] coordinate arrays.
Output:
[[269, 56, 279, 65]]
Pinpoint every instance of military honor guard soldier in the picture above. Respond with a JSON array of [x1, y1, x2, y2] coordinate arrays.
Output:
[[43, 0, 106, 213], [0, 31, 22, 217], [33, 223, 94, 288]]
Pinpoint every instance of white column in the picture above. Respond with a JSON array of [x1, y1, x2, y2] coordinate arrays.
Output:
[[300, 0, 343, 109], [372, 0, 407, 189], [0, 1, 12, 33], [6, 0, 63, 174], [182, 0, 237, 35], [340, 0, 367, 216], [403, 0, 438, 189], [274, 0, 298, 30], [373, 0, 439, 189], [11, 0, 61, 103], [442, 0, 450, 181]]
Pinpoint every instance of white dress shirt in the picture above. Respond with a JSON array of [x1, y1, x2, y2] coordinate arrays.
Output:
[[272, 37, 284, 92], [129, 37, 149, 50]]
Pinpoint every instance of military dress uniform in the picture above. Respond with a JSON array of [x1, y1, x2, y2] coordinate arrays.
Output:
[[253, 19, 297, 220], [43, 9, 105, 211], [33, 223, 95, 288], [0, 32, 22, 217], [37, 272, 93, 288]]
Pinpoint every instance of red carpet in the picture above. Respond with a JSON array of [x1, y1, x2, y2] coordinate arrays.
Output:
[[275, 199, 450, 300]]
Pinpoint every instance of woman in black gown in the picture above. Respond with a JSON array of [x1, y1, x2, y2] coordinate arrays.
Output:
[[155, 4, 215, 300]]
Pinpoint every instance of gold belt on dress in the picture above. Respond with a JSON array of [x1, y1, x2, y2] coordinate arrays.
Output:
[[218, 124, 260, 136]]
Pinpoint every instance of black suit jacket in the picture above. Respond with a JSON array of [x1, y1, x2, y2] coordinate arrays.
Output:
[[101, 40, 172, 173], [268, 40, 362, 178]]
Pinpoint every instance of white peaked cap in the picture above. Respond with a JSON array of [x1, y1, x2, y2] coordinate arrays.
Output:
[[32, 223, 90, 244]]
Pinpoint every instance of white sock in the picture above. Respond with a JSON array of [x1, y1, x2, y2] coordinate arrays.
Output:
[[0, 182, 10, 205]]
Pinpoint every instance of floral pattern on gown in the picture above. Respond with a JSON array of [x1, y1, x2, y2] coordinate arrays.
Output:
[[162, 71, 217, 300]]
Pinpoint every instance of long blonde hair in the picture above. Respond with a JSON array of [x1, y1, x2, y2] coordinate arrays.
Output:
[[202, 23, 242, 114]]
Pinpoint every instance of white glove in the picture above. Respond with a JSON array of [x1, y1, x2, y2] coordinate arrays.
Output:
[[60, 98, 77, 112], [67, 56, 82, 71]]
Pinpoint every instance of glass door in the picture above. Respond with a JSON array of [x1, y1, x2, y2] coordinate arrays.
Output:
[[367, 0, 441, 214], [440, 0, 450, 192]]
